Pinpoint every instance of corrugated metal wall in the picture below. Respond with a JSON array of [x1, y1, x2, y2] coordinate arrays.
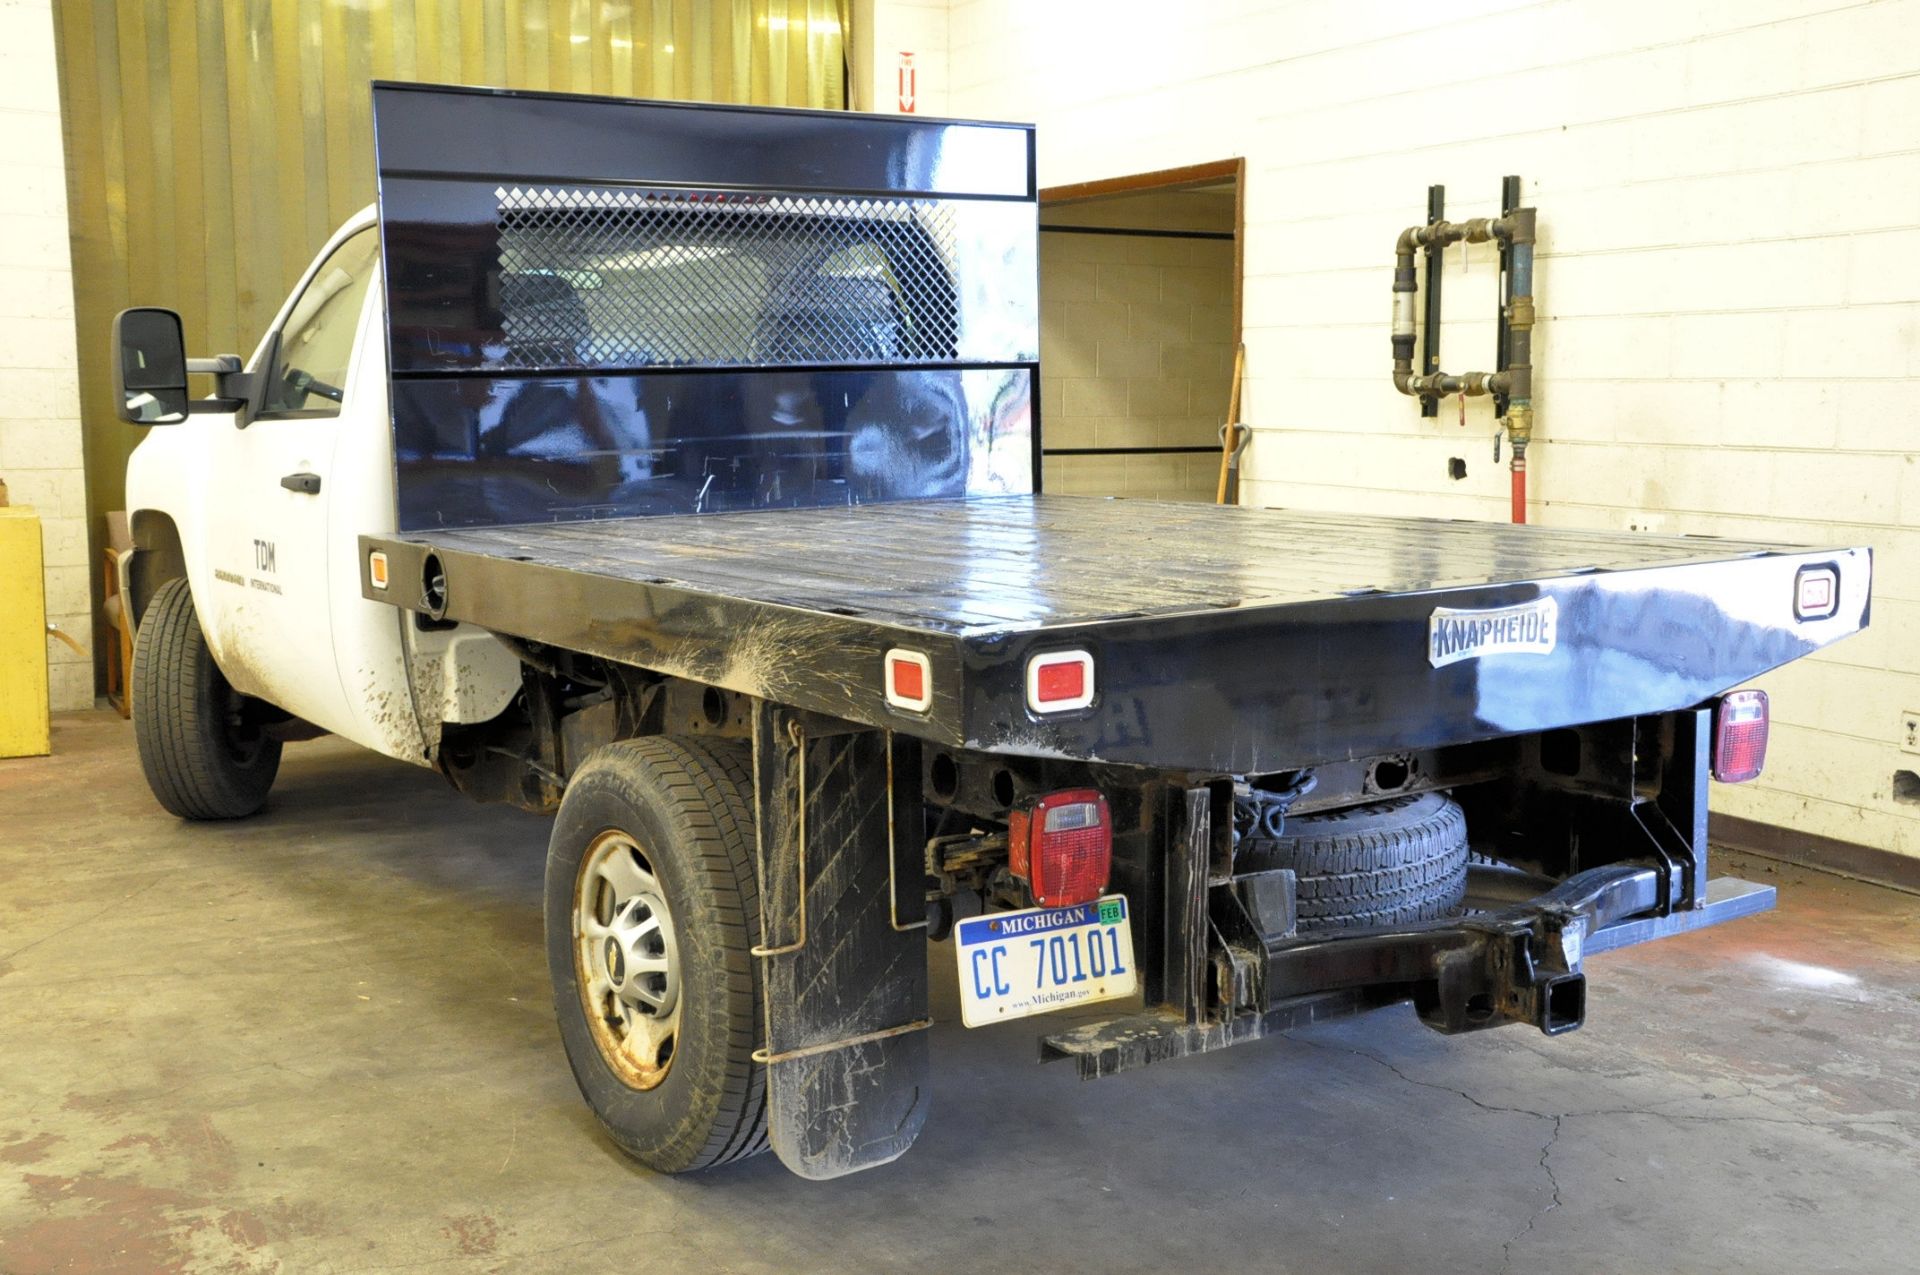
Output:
[[52, 0, 846, 677]]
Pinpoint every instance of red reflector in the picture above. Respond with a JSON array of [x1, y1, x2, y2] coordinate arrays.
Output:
[[1026, 650, 1095, 713], [1010, 788, 1111, 907], [1036, 660, 1085, 703], [1713, 689, 1769, 784], [891, 658, 924, 701], [883, 649, 932, 712]]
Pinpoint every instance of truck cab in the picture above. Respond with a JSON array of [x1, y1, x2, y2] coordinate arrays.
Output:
[[123, 208, 471, 770]]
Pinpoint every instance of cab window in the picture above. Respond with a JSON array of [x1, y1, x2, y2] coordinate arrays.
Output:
[[258, 230, 379, 418]]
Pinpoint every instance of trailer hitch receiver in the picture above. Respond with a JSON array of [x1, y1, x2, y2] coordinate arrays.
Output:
[[1411, 909, 1590, 1037], [1541, 973, 1586, 1035]]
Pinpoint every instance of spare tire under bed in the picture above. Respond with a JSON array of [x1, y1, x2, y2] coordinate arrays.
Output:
[[1235, 791, 1470, 932]]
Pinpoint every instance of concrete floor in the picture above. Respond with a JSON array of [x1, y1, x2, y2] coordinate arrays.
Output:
[[3, 713, 1917, 1274]]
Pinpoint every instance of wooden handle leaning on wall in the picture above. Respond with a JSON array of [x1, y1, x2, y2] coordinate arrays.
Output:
[[1215, 344, 1246, 505], [47, 624, 86, 656]]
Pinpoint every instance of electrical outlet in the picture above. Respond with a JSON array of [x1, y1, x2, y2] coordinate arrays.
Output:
[[1903, 711, 1920, 755]]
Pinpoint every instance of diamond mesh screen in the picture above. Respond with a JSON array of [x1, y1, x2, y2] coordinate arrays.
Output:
[[493, 185, 961, 370]]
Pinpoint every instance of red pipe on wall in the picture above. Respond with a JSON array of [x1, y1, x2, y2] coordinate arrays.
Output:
[[1511, 462, 1527, 524]]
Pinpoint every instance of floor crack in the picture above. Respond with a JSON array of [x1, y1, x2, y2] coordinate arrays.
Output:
[[1502, 1114, 1564, 1272], [1294, 1033, 1912, 1137], [0, 883, 149, 965], [1290, 1035, 1553, 1119]]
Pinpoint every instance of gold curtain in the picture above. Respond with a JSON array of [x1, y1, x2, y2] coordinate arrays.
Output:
[[53, 0, 847, 673]]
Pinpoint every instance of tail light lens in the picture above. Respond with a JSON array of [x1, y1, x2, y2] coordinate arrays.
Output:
[[1712, 690, 1769, 783], [1008, 788, 1111, 908]]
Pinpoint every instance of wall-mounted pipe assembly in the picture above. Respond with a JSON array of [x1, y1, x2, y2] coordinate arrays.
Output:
[[1391, 190, 1537, 523]]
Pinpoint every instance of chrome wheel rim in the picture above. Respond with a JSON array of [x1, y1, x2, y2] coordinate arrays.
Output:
[[574, 830, 682, 1090]]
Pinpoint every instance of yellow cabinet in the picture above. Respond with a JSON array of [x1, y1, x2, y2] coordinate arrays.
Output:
[[0, 506, 51, 757]]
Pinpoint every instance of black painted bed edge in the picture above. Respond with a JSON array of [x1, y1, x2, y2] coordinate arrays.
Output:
[[359, 528, 1868, 774]]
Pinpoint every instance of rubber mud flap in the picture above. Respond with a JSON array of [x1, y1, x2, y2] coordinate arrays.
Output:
[[767, 1034, 930, 1180], [754, 712, 929, 1179]]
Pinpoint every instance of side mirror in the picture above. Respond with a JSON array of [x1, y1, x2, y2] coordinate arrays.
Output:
[[112, 308, 191, 425]]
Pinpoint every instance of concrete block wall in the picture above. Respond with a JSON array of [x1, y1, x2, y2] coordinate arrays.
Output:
[[886, 0, 1920, 860], [1038, 200, 1236, 499], [0, 0, 89, 711]]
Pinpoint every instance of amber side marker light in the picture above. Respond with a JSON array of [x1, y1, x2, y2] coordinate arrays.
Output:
[[1712, 689, 1770, 784]]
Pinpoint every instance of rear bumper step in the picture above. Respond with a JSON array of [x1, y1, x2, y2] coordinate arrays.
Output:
[[1040, 871, 1774, 1080]]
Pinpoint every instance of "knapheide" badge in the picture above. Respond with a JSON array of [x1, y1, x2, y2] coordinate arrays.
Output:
[[1428, 597, 1558, 668]]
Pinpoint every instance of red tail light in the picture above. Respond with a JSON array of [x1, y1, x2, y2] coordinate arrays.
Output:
[[1712, 689, 1769, 783], [1008, 788, 1111, 907]]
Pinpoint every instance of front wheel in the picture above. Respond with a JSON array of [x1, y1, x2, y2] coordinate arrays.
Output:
[[132, 577, 282, 819], [544, 737, 769, 1173]]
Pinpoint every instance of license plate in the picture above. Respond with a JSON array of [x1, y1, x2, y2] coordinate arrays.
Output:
[[954, 895, 1137, 1027]]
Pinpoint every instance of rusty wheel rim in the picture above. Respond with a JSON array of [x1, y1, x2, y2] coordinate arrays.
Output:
[[574, 829, 682, 1091]]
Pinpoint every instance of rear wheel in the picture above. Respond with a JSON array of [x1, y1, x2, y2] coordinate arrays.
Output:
[[1237, 792, 1468, 931], [132, 577, 282, 820], [544, 737, 768, 1173]]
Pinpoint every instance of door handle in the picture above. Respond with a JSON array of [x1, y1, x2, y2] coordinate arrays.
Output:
[[280, 472, 322, 495]]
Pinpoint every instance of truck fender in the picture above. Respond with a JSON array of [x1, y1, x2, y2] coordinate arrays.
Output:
[[127, 509, 188, 629]]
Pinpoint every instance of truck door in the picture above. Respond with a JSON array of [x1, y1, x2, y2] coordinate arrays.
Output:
[[201, 226, 380, 739]]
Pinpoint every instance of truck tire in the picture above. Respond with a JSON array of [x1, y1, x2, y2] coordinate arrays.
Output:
[[132, 577, 282, 820], [545, 737, 769, 1173], [1237, 792, 1468, 931]]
